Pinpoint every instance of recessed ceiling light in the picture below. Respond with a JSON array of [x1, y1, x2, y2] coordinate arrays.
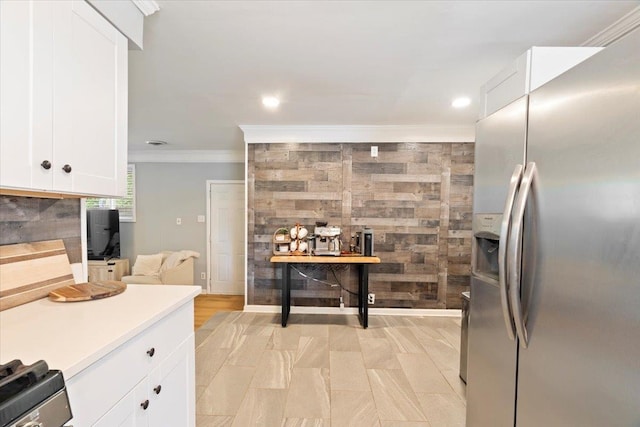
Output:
[[146, 140, 168, 146], [262, 96, 280, 109], [452, 97, 471, 109]]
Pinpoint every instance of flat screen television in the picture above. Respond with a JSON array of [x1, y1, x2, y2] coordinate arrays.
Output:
[[86, 209, 120, 260]]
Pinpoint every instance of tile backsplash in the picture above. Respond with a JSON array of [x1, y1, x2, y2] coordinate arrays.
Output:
[[0, 195, 82, 263]]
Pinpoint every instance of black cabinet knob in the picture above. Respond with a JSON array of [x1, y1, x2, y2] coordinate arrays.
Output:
[[153, 385, 162, 395], [40, 160, 52, 170], [140, 399, 149, 410], [146, 347, 155, 357], [62, 164, 72, 173]]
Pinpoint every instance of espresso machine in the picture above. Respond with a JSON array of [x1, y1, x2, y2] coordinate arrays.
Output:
[[311, 225, 342, 256]]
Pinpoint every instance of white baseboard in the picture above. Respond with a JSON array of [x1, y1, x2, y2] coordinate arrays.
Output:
[[244, 305, 357, 315], [370, 308, 461, 317], [243, 304, 461, 318]]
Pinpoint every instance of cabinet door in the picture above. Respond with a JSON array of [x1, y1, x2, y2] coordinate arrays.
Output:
[[88, 260, 129, 281], [148, 335, 196, 427], [52, 0, 128, 197], [94, 379, 149, 427], [0, 0, 54, 191], [88, 265, 114, 282]]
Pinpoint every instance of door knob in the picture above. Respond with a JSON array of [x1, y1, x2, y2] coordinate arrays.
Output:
[[62, 164, 72, 173], [40, 160, 51, 170]]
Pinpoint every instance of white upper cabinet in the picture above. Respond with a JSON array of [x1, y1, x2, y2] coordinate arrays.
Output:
[[52, 0, 128, 196], [479, 47, 603, 120], [0, 0, 127, 197], [0, 1, 53, 191]]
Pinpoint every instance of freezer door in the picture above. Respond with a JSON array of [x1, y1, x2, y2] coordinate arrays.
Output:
[[473, 96, 528, 214], [466, 276, 517, 427], [516, 29, 640, 426]]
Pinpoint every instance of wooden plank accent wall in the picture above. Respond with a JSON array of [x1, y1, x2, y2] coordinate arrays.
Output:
[[247, 142, 474, 309], [0, 196, 82, 263]]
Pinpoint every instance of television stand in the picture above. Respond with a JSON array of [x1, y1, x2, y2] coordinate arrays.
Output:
[[87, 258, 130, 282]]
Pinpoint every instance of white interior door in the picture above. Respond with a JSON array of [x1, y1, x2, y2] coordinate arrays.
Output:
[[208, 181, 245, 295]]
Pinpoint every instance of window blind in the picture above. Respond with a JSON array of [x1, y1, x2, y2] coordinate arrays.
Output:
[[85, 164, 136, 222]]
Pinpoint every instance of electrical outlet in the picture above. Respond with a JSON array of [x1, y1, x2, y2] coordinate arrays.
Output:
[[200, 272, 206, 280], [339, 296, 344, 310], [368, 293, 375, 304], [176, 217, 182, 225], [371, 146, 378, 157]]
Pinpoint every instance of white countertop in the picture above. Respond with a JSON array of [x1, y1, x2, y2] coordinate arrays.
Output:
[[0, 285, 200, 378]]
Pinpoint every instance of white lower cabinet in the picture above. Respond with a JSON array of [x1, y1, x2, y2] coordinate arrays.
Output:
[[94, 379, 148, 427], [95, 336, 195, 427], [66, 302, 195, 426], [148, 335, 196, 427]]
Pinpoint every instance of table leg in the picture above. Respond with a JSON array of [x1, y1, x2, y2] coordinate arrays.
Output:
[[281, 263, 291, 327], [358, 264, 369, 329], [358, 267, 363, 323]]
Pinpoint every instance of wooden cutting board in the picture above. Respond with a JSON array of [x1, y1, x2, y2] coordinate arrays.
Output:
[[48, 281, 126, 302], [0, 240, 75, 311]]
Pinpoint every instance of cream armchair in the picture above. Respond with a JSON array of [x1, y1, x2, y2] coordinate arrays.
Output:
[[121, 250, 199, 285]]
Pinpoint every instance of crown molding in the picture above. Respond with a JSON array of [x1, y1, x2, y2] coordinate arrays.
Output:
[[240, 125, 475, 144], [582, 6, 640, 47], [131, 0, 160, 16], [128, 150, 244, 163]]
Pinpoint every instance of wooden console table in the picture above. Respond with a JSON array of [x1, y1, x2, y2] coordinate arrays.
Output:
[[270, 255, 381, 328]]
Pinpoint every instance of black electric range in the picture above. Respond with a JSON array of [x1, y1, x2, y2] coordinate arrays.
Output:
[[0, 360, 72, 427]]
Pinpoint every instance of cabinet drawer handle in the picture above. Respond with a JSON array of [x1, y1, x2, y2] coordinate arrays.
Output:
[[146, 347, 155, 357], [140, 399, 149, 410], [62, 164, 72, 173], [40, 160, 52, 170], [154, 385, 162, 394]]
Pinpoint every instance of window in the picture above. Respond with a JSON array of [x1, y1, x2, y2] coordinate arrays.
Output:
[[85, 164, 136, 222]]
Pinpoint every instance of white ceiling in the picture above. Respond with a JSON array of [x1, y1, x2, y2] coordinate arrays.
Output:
[[128, 0, 639, 153]]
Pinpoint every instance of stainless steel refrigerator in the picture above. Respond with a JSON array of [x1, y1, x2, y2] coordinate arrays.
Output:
[[466, 28, 640, 427]]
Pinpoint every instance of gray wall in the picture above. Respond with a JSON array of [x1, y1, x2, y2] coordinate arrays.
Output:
[[120, 162, 244, 289]]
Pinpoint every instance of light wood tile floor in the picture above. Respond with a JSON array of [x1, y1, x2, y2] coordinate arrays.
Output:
[[195, 312, 466, 426]]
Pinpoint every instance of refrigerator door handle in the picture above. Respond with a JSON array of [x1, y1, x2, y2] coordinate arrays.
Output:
[[498, 164, 523, 341], [508, 161, 536, 348]]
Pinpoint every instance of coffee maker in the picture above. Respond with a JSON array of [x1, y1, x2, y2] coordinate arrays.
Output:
[[311, 225, 342, 256]]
